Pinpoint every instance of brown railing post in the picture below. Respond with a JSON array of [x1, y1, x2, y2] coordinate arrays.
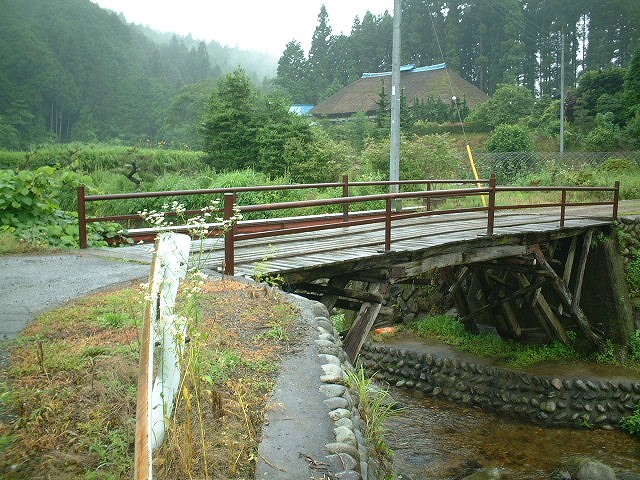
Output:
[[223, 193, 236, 275], [560, 189, 566, 228], [77, 185, 88, 249], [342, 174, 349, 222], [486, 174, 496, 236], [426, 181, 432, 211], [385, 197, 392, 251], [613, 180, 620, 220]]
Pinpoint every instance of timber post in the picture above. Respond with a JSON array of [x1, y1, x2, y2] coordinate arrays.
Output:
[[613, 180, 620, 220], [486, 174, 496, 236], [560, 189, 566, 228], [342, 175, 350, 222], [385, 197, 392, 251], [223, 192, 236, 276], [426, 181, 432, 211], [78, 185, 88, 249]]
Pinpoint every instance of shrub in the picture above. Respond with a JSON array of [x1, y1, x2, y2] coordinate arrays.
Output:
[[621, 403, 640, 436], [485, 124, 533, 182], [0, 166, 117, 248], [485, 124, 533, 153], [629, 330, 640, 361], [362, 133, 464, 180], [467, 84, 535, 129]]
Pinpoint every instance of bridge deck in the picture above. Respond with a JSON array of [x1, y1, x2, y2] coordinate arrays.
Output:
[[88, 211, 613, 279]]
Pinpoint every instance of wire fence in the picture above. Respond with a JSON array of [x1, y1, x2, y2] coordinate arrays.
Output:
[[464, 151, 640, 181]]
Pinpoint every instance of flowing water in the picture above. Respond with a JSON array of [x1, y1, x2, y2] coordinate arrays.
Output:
[[385, 388, 640, 479]]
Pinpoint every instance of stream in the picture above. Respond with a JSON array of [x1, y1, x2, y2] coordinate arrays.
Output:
[[385, 388, 640, 479]]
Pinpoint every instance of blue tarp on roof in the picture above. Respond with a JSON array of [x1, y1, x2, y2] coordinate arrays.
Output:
[[412, 62, 446, 72], [361, 62, 446, 78], [289, 104, 315, 116], [361, 64, 416, 78]]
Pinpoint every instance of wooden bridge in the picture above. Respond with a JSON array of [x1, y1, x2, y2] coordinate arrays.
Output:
[[79, 177, 626, 359]]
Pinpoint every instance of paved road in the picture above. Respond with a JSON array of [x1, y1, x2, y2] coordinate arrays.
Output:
[[0, 252, 150, 340]]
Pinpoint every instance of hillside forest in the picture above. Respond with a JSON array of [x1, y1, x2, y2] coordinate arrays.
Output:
[[1, 0, 640, 251], [1, 0, 639, 151]]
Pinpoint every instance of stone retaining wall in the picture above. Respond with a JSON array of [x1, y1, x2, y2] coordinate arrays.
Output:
[[313, 313, 377, 480], [359, 342, 640, 430], [617, 216, 640, 265]]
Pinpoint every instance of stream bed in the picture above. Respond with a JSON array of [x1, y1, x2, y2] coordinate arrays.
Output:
[[385, 388, 640, 479]]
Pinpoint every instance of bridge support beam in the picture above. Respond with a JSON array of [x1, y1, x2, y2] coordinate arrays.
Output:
[[343, 282, 388, 362]]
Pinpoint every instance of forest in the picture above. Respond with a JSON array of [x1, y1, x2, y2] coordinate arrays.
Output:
[[278, 0, 640, 101], [1, 0, 639, 151], [0, 0, 276, 150]]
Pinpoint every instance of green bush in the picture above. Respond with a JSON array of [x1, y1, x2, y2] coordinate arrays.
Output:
[[0, 167, 60, 226], [486, 124, 533, 153], [626, 250, 640, 297], [0, 150, 26, 169], [0, 166, 117, 248], [362, 133, 465, 180], [621, 403, 640, 436], [629, 330, 640, 361], [485, 124, 533, 182]]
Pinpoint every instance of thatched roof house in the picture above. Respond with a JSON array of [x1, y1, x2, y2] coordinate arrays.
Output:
[[311, 63, 489, 119]]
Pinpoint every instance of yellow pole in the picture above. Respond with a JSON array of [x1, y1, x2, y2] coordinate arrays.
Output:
[[467, 144, 487, 207]]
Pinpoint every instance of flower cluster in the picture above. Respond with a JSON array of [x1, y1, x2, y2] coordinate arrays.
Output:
[[137, 199, 245, 239], [138, 208, 168, 228]]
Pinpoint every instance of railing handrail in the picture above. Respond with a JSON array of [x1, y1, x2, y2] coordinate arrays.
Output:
[[82, 178, 488, 202], [77, 177, 490, 248], [77, 176, 620, 277]]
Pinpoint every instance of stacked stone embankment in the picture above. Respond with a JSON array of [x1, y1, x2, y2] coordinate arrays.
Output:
[[617, 216, 640, 265], [359, 342, 640, 430], [314, 314, 377, 480]]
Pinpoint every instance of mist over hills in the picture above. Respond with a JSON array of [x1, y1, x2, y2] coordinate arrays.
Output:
[[0, 0, 277, 149]]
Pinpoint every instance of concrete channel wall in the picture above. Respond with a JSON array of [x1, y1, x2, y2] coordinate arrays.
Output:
[[256, 293, 379, 480], [359, 342, 640, 430]]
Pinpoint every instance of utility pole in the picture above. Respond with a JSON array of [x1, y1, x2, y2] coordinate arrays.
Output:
[[390, 0, 401, 210], [560, 27, 565, 154]]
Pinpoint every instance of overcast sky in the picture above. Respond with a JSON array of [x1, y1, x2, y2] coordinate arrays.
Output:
[[91, 0, 393, 57]]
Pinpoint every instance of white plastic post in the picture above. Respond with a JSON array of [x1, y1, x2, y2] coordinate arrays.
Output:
[[135, 232, 191, 480]]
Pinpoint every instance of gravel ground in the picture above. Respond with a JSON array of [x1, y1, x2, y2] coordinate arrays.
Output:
[[0, 252, 150, 341]]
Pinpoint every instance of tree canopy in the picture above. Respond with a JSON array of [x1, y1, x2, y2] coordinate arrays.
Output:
[[0, 0, 276, 150], [275, 1, 640, 102]]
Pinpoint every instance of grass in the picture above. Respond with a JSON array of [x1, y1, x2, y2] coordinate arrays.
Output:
[[0, 231, 48, 255], [410, 315, 640, 374], [0, 278, 300, 479], [411, 314, 582, 368], [345, 366, 400, 478]]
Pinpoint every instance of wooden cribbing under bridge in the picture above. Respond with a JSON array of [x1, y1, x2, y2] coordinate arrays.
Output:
[[79, 176, 625, 360]]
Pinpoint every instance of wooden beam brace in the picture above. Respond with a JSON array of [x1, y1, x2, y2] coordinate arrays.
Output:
[[318, 277, 350, 311], [459, 279, 546, 325], [514, 272, 569, 345], [343, 282, 389, 362], [563, 236, 578, 285], [529, 244, 604, 351], [293, 281, 384, 304], [571, 230, 593, 313], [474, 269, 510, 335], [442, 267, 476, 332], [391, 245, 528, 282], [447, 266, 469, 294]]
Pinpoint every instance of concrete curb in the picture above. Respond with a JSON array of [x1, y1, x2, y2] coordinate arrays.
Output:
[[256, 292, 375, 480]]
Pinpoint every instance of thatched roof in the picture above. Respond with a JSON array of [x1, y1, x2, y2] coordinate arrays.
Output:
[[311, 64, 489, 118]]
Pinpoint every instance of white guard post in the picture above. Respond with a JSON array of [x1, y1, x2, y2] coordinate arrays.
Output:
[[148, 232, 191, 452]]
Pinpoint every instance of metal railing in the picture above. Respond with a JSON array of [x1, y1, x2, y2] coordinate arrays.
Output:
[[77, 175, 620, 275], [77, 176, 486, 248]]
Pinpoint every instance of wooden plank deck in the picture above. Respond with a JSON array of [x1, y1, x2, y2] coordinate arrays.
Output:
[[87, 210, 614, 280]]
